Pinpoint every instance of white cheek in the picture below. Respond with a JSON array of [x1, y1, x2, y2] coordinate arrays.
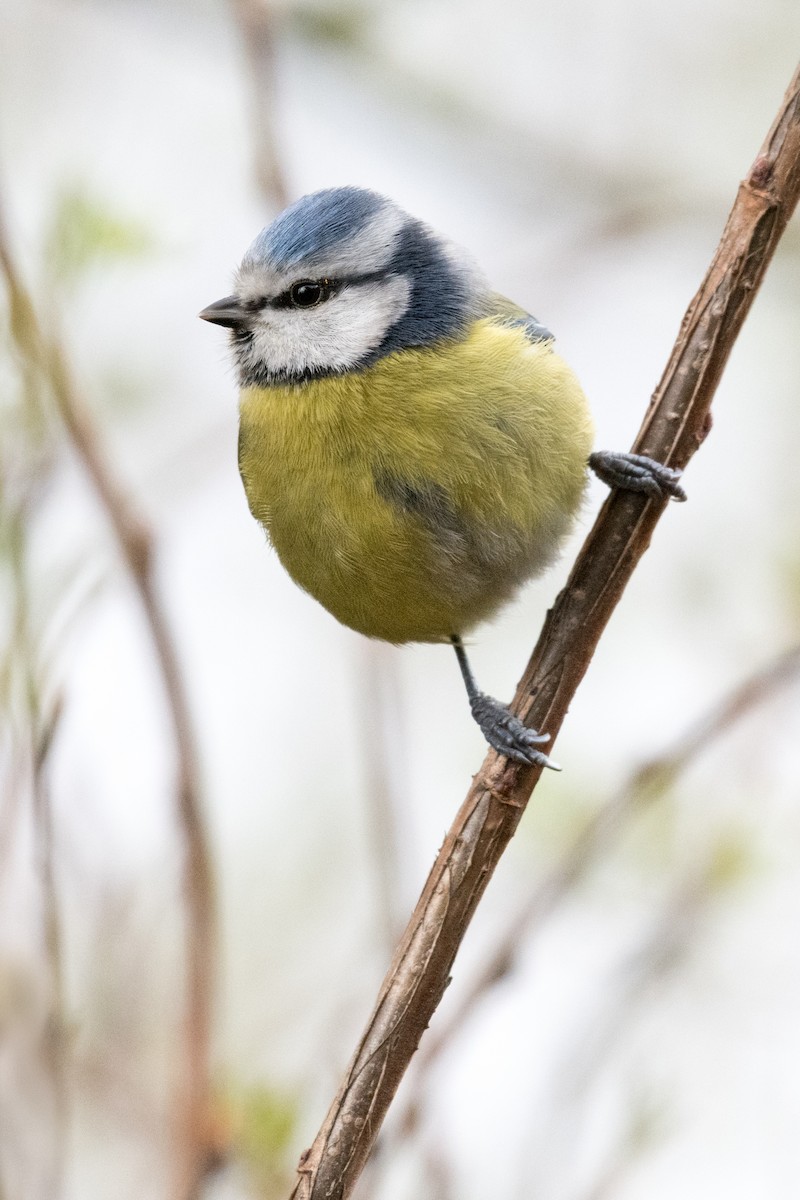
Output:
[[249, 276, 412, 376]]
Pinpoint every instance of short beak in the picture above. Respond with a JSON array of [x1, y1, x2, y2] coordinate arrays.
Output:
[[198, 295, 248, 329]]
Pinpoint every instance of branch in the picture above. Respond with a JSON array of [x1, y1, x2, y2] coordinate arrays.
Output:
[[0, 209, 216, 1200], [355, 641, 406, 953], [32, 698, 68, 1199], [388, 640, 800, 1145], [229, 0, 290, 212], [6, 488, 69, 1195], [288, 62, 800, 1200], [533, 852, 722, 1200]]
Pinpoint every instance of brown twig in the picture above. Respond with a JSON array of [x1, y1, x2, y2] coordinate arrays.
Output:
[[0, 209, 216, 1200], [356, 640, 407, 953], [555, 862, 717, 1106], [287, 63, 800, 1200], [229, 0, 290, 212], [31, 698, 68, 1199], [525, 853, 720, 1200], [5, 490, 68, 1196], [392, 639, 800, 1133]]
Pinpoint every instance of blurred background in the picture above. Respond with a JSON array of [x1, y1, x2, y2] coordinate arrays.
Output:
[[1, 2, 799, 1198]]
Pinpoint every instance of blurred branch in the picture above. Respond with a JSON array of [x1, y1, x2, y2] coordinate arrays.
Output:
[[31, 697, 67, 1200], [356, 641, 406, 953], [5, 489, 68, 1197], [566, 1095, 665, 1200], [288, 63, 800, 1200], [0, 206, 216, 1200], [229, 0, 290, 212], [556, 853, 723, 1105], [526, 848, 725, 1200], [392, 639, 800, 1137]]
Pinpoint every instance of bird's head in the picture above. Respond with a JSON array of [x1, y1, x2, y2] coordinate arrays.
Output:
[[199, 187, 488, 386]]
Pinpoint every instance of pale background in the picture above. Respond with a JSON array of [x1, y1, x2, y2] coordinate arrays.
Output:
[[1, 2, 800, 1198]]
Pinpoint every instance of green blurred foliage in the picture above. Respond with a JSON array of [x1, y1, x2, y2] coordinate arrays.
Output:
[[44, 186, 154, 289], [224, 1080, 299, 1197], [518, 768, 604, 855], [289, 1, 373, 47], [776, 532, 800, 631], [706, 831, 754, 890]]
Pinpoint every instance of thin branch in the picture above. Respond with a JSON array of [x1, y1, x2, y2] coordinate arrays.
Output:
[[555, 863, 716, 1107], [6, 491, 68, 1196], [395, 639, 800, 1124], [31, 698, 68, 1200], [287, 63, 800, 1200], [0, 208, 216, 1200], [356, 640, 407, 954], [521, 853, 720, 1200], [229, 0, 290, 212], [566, 1100, 663, 1200]]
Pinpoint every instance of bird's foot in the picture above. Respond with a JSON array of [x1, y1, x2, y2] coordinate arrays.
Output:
[[589, 450, 686, 502], [470, 692, 560, 771]]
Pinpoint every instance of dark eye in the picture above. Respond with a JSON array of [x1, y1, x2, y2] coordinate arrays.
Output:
[[271, 278, 339, 310], [281, 278, 340, 309], [290, 281, 323, 307]]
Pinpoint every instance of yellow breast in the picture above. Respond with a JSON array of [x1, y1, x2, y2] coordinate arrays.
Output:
[[237, 319, 594, 643]]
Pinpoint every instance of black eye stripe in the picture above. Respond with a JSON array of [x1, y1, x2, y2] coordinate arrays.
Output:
[[240, 271, 392, 313], [263, 270, 391, 311]]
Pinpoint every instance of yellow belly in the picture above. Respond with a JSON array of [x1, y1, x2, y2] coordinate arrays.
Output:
[[238, 319, 594, 643]]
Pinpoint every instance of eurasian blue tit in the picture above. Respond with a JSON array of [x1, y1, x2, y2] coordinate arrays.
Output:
[[200, 187, 684, 769]]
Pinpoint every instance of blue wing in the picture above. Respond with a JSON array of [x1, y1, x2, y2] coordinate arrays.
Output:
[[486, 293, 554, 344]]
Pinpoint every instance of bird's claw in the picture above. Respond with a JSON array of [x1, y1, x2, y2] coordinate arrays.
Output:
[[589, 450, 686, 502], [470, 693, 560, 771]]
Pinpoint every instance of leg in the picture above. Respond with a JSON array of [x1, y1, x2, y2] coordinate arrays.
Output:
[[450, 635, 560, 771], [589, 450, 686, 502]]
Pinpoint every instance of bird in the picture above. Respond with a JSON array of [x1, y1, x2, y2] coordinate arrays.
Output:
[[200, 187, 684, 769]]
